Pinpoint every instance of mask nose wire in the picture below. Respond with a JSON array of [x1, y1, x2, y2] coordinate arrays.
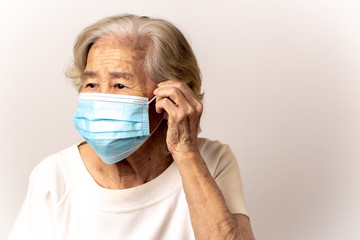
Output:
[[148, 96, 157, 105]]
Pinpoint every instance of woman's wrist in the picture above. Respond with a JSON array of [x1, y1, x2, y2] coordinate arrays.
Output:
[[171, 149, 208, 179], [171, 148, 201, 163]]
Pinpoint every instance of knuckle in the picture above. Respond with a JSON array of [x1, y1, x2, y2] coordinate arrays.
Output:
[[178, 82, 188, 91], [177, 81, 185, 87], [187, 107, 195, 116], [170, 87, 178, 95], [196, 103, 203, 113], [177, 110, 187, 122]]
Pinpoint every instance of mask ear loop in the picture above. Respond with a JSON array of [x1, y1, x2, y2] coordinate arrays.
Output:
[[148, 96, 156, 105], [147, 96, 162, 135], [149, 118, 163, 135]]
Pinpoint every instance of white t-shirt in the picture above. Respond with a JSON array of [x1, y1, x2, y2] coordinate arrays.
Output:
[[9, 138, 248, 240]]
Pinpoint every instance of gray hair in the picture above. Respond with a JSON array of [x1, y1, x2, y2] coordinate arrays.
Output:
[[66, 14, 203, 101]]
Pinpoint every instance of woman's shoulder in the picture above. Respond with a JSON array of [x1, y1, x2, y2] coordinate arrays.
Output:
[[31, 145, 78, 181], [197, 137, 238, 176], [28, 145, 78, 207], [198, 137, 232, 153]]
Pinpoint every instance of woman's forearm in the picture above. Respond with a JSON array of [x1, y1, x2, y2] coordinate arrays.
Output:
[[173, 151, 254, 240]]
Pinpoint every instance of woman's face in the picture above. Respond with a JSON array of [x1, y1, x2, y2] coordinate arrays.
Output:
[[81, 35, 162, 131], [81, 35, 156, 99]]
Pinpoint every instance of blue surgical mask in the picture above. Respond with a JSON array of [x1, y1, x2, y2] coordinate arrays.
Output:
[[73, 93, 157, 164]]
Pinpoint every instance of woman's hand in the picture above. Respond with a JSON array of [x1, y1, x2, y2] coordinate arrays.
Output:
[[154, 81, 255, 240], [153, 80, 203, 157]]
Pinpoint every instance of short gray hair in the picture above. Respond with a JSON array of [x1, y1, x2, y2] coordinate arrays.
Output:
[[66, 14, 203, 101]]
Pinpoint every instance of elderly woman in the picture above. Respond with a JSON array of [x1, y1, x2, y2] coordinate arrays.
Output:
[[10, 14, 254, 240]]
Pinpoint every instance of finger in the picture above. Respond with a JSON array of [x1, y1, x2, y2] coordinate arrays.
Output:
[[155, 86, 199, 120], [158, 81, 199, 104], [155, 81, 204, 120], [156, 97, 197, 132], [157, 81, 202, 114], [160, 84, 203, 115], [154, 96, 177, 114], [155, 97, 180, 119], [154, 86, 187, 107]]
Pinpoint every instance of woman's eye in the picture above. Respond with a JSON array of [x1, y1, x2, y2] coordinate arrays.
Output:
[[115, 84, 125, 89], [86, 83, 97, 88]]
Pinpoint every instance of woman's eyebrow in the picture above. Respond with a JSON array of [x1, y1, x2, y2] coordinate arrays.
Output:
[[82, 71, 134, 80], [109, 71, 134, 79], [82, 71, 97, 78]]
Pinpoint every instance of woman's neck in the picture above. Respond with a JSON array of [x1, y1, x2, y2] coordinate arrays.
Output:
[[78, 122, 172, 189]]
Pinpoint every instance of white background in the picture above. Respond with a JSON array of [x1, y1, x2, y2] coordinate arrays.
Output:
[[1, 0, 359, 239]]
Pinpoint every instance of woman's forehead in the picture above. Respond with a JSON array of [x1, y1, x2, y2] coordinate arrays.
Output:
[[87, 36, 148, 67], [91, 35, 148, 54], [84, 36, 155, 91]]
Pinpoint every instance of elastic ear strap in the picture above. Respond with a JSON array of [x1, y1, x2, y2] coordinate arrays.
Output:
[[149, 118, 163, 135], [148, 96, 157, 105]]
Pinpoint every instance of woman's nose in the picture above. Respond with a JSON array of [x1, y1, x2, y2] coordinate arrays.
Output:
[[99, 85, 111, 94]]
